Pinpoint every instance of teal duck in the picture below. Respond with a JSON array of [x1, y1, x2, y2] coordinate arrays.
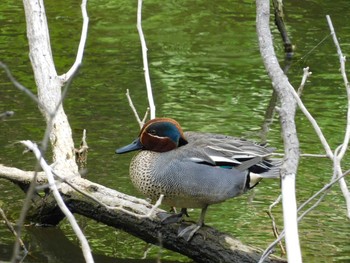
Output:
[[116, 118, 281, 241]]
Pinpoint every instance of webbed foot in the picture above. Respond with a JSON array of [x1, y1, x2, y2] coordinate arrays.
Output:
[[157, 208, 189, 224], [177, 205, 208, 241], [177, 223, 202, 241]]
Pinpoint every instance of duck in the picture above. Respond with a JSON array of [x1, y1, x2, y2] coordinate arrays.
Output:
[[116, 118, 281, 241]]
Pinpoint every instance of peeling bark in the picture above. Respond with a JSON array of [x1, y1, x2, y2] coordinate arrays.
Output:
[[23, 0, 77, 173]]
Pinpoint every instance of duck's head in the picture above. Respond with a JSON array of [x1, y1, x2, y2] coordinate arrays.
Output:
[[116, 118, 188, 154]]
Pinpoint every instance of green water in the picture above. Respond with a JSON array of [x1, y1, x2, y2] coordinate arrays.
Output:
[[1, 0, 350, 262]]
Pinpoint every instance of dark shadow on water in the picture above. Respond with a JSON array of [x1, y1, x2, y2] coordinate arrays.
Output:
[[0, 226, 182, 263]]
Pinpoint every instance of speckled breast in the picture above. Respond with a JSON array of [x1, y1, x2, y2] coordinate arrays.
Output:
[[129, 151, 168, 202], [129, 150, 224, 208]]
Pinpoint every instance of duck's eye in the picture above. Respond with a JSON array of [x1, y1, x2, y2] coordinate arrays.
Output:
[[148, 129, 157, 135]]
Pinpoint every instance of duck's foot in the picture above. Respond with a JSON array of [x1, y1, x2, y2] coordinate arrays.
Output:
[[177, 206, 208, 241], [177, 223, 202, 241], [157, 208, 189, 224], [157, 212, 183, 224]]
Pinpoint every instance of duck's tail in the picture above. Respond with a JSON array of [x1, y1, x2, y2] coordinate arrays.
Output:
[[236, 157, 282, 189]]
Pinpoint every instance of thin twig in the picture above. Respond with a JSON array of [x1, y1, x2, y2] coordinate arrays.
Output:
[[289, 79, 333, 157], [75, 129, 89, 169], [0, 208, 27, 254], [298, 34, 331, 64], [59, 0, 89, 82], [327, 15, 350, 159], [271, 152, 328, 158], [142, 244, 154, 259], [137, 0, 156, 119], [266, 195, 285, 255], [0, 62, 42, 108], [126, 89, 143, 128], [297, 67, 312, 96], [11, 159, 43, 260], [326, 15, 350, 218], [331, 144, 344, 181], [298, 169, 350, 219], [141, 108, 150, 126], [146, 194, 164, 217], [326, 15, 350, 94], [259, 229, 285, 263], [299, 153, 328, 158], [21, 140, 94, 263], [260, 169, 350, 261], [54, 65, 80, 118]]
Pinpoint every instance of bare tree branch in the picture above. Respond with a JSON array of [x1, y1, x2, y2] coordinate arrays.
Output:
[[297, 67, 312, 96], [0, 62, 40, 107], [23, 0, 77, 171], [326, 15, 350, 217], [260, 168, 350, 262], [20, 140, 94, 263], [256, 1, 302, 262], [259, 14, 350, 262], [126, 88, 148, 128], [137, 0, 156, 119], [0, 162, 285, 263], [59, 0, 89, 82], [11, 162, 42, 261], [266, 195, 285, 255], [0, 208, 27, 254], [0, 165, 46, 183]]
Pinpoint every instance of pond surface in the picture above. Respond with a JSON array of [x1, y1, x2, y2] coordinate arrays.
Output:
[[1, 0, 350, 262]]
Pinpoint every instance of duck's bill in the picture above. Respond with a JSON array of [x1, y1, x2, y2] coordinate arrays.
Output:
[[116, 138, 143, 154]]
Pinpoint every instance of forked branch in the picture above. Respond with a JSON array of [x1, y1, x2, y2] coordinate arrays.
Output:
[[256, 1, 302, 262]]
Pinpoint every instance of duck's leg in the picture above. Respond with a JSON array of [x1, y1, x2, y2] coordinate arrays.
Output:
[[178, 205, 208, 241], [158, 208, 189, 224]]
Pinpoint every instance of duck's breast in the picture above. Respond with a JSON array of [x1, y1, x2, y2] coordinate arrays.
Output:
[[130, 149, 249, 208]]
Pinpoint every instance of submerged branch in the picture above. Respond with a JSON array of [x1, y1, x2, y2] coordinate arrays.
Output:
[[272, 0, 294, 56]]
